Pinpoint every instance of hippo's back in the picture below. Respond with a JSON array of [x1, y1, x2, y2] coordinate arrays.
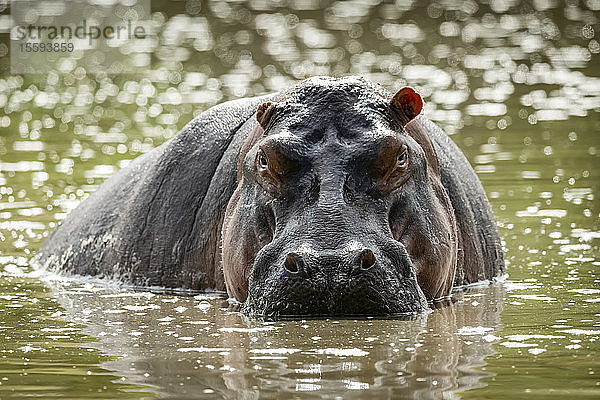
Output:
[[34, 94, 276, 290]]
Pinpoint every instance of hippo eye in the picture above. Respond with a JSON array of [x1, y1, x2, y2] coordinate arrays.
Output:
[[257, 151, 269, 172], [397, 147, 409, 169]]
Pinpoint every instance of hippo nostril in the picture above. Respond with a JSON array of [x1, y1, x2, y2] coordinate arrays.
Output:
[[284, 253, 299, 273], [360, 249, 376, 269]]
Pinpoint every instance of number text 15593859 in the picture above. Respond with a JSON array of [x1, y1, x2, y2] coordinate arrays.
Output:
[[18, 42, 75, 52]]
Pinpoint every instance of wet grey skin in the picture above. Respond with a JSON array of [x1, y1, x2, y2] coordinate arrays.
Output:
[[34, 76, 504, 318]]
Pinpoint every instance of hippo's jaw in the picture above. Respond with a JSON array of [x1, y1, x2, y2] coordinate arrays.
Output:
[[242, 241, 429, 318], [244, 275, 428, 318]]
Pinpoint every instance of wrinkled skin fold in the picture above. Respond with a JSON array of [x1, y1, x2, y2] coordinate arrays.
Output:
[[34, 76, 504, 318]]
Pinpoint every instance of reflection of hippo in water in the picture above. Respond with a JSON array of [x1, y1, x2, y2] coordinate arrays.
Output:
[[34, 76, 504, 317], [47, 280, 506, 398]]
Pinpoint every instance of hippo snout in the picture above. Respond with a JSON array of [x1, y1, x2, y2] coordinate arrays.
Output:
[[244, 241, 429, 318], [282, 247, 377, 278]]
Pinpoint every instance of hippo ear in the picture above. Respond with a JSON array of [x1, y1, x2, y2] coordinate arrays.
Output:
[[390, 87, 423, 126], [256, 102, 276, 130]]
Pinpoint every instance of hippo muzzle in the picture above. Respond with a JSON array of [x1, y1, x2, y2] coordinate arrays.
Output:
[[244, 229, 428, 317]]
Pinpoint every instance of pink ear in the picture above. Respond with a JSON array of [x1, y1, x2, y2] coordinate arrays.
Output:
[[391, 87, 423, 125]]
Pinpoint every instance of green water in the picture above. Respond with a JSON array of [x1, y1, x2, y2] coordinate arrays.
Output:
[[0, 0, 598, 398]]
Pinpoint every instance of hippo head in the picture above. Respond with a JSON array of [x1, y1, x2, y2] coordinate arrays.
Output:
[[222, 76, 457, 317]]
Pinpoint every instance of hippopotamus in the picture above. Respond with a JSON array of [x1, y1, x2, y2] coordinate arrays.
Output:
[[34, 76, 504, 317]]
